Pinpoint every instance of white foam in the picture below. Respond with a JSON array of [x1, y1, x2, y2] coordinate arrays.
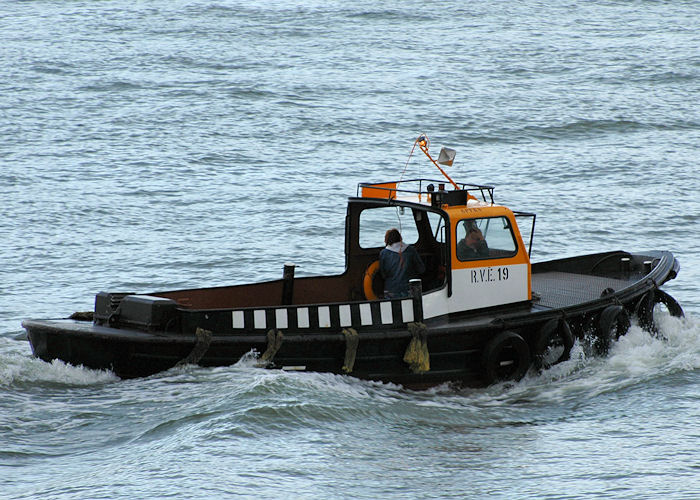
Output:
[[0, 343, 118, 387], [494, 311, 700, 405]]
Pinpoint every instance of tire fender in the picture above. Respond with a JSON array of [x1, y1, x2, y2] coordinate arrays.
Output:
[[532, 318, 574, 370], [635, 288, 684, 335], [634, 290, 656, 332], [653, 289, 684, 318], [595, 305, 630, 355], [482, 330, 530, 384]]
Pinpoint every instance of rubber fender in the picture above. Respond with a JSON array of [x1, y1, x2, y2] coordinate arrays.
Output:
[[532, 318, 574, 370], [363, 260, 382, 300], [482, 330, 530, 385], [634, 290, 656, 332], [654, 289, 684, 318], [595, 305, 630, 355], [635, 289, 684, 335]]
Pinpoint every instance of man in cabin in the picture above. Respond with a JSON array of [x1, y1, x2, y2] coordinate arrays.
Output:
[[379, 228, 425, 299], [457, 220, 489, 260]]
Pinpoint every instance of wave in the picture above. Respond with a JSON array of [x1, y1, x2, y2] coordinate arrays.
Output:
[[346, 10, 415, 21], [596, 70, 700, 85], [30, 62, 76, 76], [453, 118, 700, 144], [0, 346, 118, 388], [77, 80, 145, 92], [207, 312, 700, 410], [464, 312, 700, 407], [3, 311, 695, 421]]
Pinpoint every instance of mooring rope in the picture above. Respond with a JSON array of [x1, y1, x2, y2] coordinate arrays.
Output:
[[403, 321, 429, 373], [341, 328, 359, 373], [258, 328, 284, 366], [176, 327, 212, 367]]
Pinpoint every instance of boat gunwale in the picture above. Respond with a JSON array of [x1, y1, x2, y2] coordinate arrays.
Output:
[[23, 250, 679, 340]]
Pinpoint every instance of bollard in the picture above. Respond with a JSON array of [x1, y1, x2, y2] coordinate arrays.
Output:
[[282, 263, 295, 305], [620, 257, 630, 277], [409, 279, 424, 322]]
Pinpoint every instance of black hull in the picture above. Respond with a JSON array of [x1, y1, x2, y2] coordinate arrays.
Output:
[[24, 251, 683, 388]]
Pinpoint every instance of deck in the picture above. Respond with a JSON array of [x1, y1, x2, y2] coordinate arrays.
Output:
[[532, 271, 635, 310]]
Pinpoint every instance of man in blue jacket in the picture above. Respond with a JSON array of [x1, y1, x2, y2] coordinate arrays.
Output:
[[379, 228, 425, 299]]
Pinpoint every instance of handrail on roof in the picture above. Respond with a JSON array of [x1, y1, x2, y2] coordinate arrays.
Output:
[[357, 178, 495, 205]]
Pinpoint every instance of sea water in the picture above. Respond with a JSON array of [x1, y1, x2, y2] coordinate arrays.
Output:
[[1, 1, 699, 498]]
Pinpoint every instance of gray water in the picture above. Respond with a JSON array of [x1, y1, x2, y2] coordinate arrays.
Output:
[[2, 1, 699, 498]]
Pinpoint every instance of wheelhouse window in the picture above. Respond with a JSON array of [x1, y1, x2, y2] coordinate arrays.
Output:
[[426, 211, 446, 244], [359, 206, 420, 249], [456, 216, 517, 261]]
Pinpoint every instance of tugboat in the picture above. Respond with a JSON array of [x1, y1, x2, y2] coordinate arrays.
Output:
[[23, 135, 684, 388]]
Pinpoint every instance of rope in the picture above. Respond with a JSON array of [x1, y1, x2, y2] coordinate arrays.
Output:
[[398, 135, 422, 187], [176, 327, 212, 366], [341, 328, 359, 373], [403, 322, 430, 373], [396, 133, 427, 226], [258, 328, 284, 366], [69, 311, 93, 321]]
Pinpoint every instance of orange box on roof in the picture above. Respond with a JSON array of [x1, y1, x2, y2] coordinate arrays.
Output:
[[361, 182, 397, 199]]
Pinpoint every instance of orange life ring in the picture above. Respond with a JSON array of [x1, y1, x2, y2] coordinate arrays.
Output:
[[363, 260, 382, 300]]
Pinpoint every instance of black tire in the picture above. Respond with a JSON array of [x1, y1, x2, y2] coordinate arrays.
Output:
[[634, 291, 656, 332], [482, 331, 530, 384], [654, 289, 684, 318], [595, 305, 630, 355], [532, 318, 574, 370], [635, 289, 684, 337]]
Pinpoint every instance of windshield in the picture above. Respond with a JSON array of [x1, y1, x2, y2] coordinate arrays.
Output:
[[456, 216, 517, 261]]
